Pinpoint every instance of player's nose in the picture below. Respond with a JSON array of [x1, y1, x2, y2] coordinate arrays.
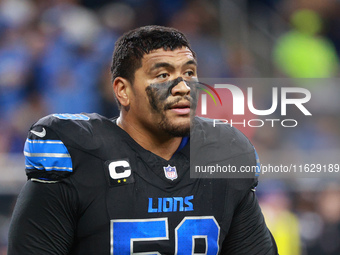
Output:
[[171, 78, 191, 96]]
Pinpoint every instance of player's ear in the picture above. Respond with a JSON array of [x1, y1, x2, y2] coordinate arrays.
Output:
[[113, 77, 131, 107]]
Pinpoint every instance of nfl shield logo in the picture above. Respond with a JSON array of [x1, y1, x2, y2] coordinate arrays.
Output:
[[163, 165, 178, 180]]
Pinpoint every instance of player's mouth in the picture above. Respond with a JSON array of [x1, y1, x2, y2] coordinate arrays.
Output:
[[168, 101, 191, 115]]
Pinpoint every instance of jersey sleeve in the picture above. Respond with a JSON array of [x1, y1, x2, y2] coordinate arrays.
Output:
[[221, 190, 278, 254], [8, 116, 80, 254], [8, 180, 78, 254], [24, 124, 73, 182]]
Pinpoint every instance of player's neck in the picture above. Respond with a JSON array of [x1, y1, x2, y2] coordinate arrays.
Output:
[[116, 116, 182, 160]]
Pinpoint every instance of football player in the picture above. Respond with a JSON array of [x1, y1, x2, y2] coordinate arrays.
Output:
[[8, 25, 278, 254]]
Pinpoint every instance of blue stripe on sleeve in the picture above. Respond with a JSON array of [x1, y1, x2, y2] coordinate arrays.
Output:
[[24, 139, 69, 154], [23, 139, 73, 172]]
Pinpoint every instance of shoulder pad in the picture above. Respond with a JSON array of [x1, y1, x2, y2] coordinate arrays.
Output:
[[33, 113, 112, 150], [192, 117, 254, 156], [24, 113, 111, 181], [24, 125, 73, 182]]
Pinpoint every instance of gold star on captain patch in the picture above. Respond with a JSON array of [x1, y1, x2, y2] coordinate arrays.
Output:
[[117, 180, 121, 183], [123, 179, 126, 182]]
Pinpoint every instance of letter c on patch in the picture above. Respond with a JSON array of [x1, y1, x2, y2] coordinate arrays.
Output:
[[108, 160, 131, 179]]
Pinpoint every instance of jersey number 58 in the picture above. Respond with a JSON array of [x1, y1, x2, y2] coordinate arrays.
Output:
[[111, 216, 220, 254]]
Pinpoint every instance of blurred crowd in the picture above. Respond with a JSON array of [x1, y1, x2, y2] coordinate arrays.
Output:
[[1, 0, 340, 254]]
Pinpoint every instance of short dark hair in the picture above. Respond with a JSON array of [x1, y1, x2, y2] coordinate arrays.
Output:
[[110, 25, 196, 84]]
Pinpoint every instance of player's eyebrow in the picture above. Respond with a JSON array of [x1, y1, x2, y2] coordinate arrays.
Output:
[[149, 62, 175, 73], [149, 60, 197, 73], [183, 60, 198, 67]]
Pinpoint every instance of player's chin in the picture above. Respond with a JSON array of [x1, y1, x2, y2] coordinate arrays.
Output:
[[168, 111, 191, 124], [161, 109, 195, 136], [164, 117, 192, 137]]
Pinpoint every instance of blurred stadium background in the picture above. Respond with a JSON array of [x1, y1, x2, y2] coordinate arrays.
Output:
[[1, 0, 340, 254]]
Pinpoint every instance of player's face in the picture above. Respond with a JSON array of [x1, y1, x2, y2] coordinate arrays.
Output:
[[131, 47, 198, 137]]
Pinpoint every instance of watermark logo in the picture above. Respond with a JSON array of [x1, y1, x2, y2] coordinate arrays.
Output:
[[197, 83, 312, 128], [197, 82, 223, 115]]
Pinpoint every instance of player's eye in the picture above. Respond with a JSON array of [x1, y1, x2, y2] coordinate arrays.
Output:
[[157, 73, 169, 79], [184, 70, 195, 77]]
